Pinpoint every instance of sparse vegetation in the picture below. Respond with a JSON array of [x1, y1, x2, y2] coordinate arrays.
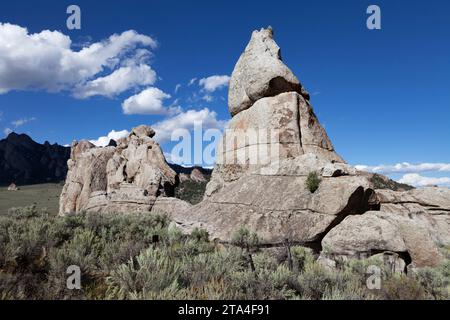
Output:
[[0, 206, 448, 300], [306, 171, 321, 193], [370, 173, 414, 191], [231, 226, 260, 250], [0, 183, 62, 214], [174, 180, 208, 204]]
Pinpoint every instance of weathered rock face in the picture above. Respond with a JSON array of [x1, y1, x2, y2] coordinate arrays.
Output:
[[59, 141, 114, 214], [151, 197, 194, 218], [321, 210, 446, 269], [59, 126, 184, 215], [173, 156, 377, 246], [207, 27, 345, 197], [211, 92, 344, 190], [173, 27, 450, 269], [319, 188, 450, 269], [228, 27, 309, 116], [377, 187, 450, 215]]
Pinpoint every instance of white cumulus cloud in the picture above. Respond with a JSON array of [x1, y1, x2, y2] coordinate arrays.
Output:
[[199, 75, 230, 92], [152, 108, 227, 143], [122, 87, 180, 115], [0, 23, 157, 98], [355, 162, 450, 174], [398, 173, 450, 187], [89, 129, 130, 147], [73, 64, 156, 99]]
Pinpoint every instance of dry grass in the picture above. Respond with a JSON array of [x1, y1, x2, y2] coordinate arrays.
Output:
[[0, 183, 62, 214]]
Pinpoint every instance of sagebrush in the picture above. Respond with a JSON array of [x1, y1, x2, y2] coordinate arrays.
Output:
[[0, 206, 448, 300]]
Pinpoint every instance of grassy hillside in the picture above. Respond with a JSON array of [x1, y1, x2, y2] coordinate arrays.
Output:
[[0, 183, 62, 214]]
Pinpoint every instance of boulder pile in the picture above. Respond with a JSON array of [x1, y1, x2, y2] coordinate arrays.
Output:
[[59, 125, 188, 215]]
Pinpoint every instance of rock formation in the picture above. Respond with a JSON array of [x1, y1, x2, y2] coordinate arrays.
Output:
[[0, 133, 70, 185], [320, 187, 450, 268], [7, 183, 19, 191], [59, 27, 450, 270], [169, 27, 450, 270], [228, 27, 310, 116], [173, 28, 376, 244], [59, 125, 190, 215]]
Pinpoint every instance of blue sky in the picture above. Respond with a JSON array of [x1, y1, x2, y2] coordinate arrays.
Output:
[[0, 0, 449, 186]]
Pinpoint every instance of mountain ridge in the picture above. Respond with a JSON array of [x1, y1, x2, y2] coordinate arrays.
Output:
[[0, 132, 70, 185]]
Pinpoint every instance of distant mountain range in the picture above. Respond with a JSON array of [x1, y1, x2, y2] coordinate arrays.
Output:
[[0, 133, 70, 185], [0, 133, 213, 186], [168, 163, 212, 181]]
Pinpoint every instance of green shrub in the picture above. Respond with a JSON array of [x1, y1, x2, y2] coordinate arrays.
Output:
[[297, 262, 337, 300], [441, 259, 450, 279], [231, 226, 259, 250], [7, 205, 40, 219], [291, 246, 315, 272], [323, 278, 375, 300], [381, 274, 427, 300], [415, 266, 449, 299], [306, 171, 321, 193], [107, 248, 182, 299], [191, 228, 210, 243], [180, 250, 241, 290], [1, 215, 54, 273], [440, 245, 450, 260], [1, 205, 449, 300]]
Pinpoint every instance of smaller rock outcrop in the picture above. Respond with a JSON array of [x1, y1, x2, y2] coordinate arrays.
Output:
[[320, 187, 450, 268], [59, 125, 187, 215], [7, 183, 19, 191]]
